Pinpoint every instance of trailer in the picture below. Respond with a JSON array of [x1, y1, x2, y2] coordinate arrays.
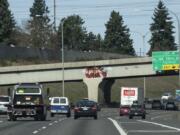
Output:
[[120, 87, 144, 106]]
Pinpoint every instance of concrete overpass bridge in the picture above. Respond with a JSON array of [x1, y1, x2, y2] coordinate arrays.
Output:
[[0, 57, 155, 102]]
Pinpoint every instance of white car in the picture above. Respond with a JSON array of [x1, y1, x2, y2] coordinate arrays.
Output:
[[50, 97, 71, 117], [161, 93, 173, 100], [0, 95, 11, 114]]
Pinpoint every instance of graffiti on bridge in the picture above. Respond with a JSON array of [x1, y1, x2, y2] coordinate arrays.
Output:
[[85, 67, 107, 78]]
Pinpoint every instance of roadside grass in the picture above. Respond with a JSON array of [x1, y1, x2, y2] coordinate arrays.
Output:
[[43, 82, 88, 103], [111, 75, 179, 102]]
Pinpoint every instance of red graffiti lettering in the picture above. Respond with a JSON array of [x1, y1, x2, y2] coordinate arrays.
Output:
[[85, 67, 107, 78]]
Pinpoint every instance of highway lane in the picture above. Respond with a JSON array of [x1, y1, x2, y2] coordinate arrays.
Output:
[[0, 114, 59, 135], [0, 111, 120, 135], [35, 117, 120, 135], [112, 109, 180, 135], [0, 109, 180, 135]]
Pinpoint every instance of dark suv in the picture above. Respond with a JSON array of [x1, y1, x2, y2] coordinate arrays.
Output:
[[152, 100, 162, 110], [129, 104, 146, 119]]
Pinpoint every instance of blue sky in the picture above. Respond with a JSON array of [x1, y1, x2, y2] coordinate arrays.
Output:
[[8, 0, 180, 55]]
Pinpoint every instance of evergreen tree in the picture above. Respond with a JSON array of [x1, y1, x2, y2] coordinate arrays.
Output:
[[84, 32, 103, 51], [28, 0, 53, 48], [0, 0, 15, 44], [57, 15, 87, 51], [85, 32, 96, 51], [96, 34, 103, 51], [148, 0, 176, 56], [10, 26, 31, 47], [104, 10, 135, 55]]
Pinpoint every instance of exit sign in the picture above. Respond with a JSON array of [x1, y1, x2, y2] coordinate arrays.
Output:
[[152, 51, 179, 71]]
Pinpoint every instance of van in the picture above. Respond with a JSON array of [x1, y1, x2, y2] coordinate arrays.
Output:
[[50, 97, 71, 117], [0, 95, 11, 114]]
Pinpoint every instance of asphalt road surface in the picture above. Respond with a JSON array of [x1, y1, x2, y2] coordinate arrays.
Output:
[[0, 108, 180, 135]]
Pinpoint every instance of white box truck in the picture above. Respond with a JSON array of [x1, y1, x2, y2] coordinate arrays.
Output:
[[120, 87, 144, 106]]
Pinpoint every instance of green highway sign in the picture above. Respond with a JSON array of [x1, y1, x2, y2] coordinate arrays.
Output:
[[152, 51, 179, 71]]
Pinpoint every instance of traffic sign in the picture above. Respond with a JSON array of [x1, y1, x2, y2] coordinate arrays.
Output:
[[176, 90, 180, 101], [163, 64, 179, 70], [152, 51, 179, 71]]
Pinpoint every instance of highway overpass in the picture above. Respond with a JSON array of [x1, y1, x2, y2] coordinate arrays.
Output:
[[0, 57, 155, 101]]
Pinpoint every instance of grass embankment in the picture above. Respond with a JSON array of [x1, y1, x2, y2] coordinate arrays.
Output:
[[0, 75, 178, 103]]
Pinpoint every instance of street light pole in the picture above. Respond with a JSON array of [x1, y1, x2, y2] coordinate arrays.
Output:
[[142, 31, 150, 56], [53, 0, 56, 31], [131, 30, 150, 98], [143, 77, 146, 98], [143, 35, 145, 56], [61, 19, 65, 97], [131, 31, 150, 56]]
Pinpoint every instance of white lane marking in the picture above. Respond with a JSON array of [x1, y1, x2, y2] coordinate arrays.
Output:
[[0, 121, 3, 123], [42, 126, 46, 129], [138, 120, 180, 131], [32, 130, 38, 134], [32, 118, 66, 134], [120, 122, 138, 124], [54, 120, 58, 123], [129, 130, 180, 133], [108, 118, 127, 135], [49, 123, 53, 126], [151, 114, 172, 120]]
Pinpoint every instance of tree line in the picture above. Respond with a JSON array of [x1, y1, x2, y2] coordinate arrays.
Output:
[[0, 0, 177, 56]]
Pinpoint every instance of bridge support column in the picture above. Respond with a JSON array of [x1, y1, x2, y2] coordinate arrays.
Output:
[[100, 79, 115, 104], [83, 78, 102, 102]]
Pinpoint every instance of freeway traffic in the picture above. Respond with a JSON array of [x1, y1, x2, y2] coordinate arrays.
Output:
[[0, 108, 180, 135]]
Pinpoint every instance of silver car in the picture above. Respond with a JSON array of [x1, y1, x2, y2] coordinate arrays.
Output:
[[0, 96, 11, 114]]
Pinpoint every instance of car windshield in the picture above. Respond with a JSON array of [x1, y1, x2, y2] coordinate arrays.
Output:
[[121, 106, 130, 109], [16, 87, 40, 94], [60, 98, 66, 104], [53, 98, 60, 104], [0, 97, 9, 102], [131, 105, 142, 108], [153, 100, 161, 103], [146, 101, 152, 103], [76, 100, 95, 107], [163, 93, 171, 96], [167, 101, 174, 104]]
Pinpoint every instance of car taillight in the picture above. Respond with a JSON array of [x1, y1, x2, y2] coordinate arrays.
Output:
[[92, 106, 97, 111], [74, 107, 80, 112]]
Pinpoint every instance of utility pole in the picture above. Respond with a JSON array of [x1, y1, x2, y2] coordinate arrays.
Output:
[[53, 0, 56, 31], [61, 19, 65, 97], [130, 30, 150, 98]]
